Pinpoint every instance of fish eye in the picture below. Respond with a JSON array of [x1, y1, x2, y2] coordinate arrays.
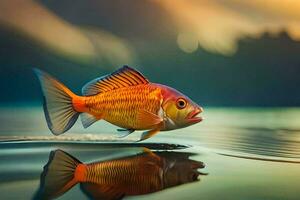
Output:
[[176, 98, 187, 109]]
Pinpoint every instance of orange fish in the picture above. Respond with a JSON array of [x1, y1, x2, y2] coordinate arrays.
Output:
[[34, 66, 203, 141], [35, 149, 205, 200]]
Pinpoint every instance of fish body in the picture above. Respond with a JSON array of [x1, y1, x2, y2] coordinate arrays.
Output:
[[34, 66, 203, 140], [81, 84, 162, 130], [82, 152, 164, 195], [35, 149, 205, 199]]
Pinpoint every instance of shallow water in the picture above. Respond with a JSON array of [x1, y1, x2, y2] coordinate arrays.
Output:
[[0, 106, 300, 199]]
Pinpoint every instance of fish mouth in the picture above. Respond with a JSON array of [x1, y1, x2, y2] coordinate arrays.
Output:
[[186, 107, 204, 124]]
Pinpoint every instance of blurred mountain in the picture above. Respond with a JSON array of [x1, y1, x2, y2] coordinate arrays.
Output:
[[0, 0, 299, 107]]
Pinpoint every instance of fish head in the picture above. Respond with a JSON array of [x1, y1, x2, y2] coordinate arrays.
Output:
[[159, 85, 203, 130]]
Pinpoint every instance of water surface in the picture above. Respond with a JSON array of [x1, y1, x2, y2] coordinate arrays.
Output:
[[0, 106, 300, 199]]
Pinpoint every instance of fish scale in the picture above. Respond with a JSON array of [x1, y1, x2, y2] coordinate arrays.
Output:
[[85, 154, 163, 194], [85, 84, 162, 129], [34, 66, 203, 140]]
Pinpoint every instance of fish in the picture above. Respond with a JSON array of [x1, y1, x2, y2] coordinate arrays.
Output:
[[34, 149, 206, 200], [34, 66, 203, 141]]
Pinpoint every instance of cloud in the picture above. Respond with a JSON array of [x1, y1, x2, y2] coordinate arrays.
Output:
[[154, 0, 300, 55], [0, 0, 136, 67]]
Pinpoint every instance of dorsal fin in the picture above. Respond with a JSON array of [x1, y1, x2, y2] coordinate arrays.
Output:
[[82, 66, 149, 96]]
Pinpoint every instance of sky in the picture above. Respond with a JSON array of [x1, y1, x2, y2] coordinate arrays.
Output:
[[0, 0, 300, 106]]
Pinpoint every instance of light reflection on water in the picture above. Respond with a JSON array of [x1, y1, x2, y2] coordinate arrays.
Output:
[[1, 106, 300, 199], [34, 148, 205, 200]]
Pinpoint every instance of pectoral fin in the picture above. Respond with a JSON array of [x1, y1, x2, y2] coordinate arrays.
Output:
[[137, 110, 163, 129]]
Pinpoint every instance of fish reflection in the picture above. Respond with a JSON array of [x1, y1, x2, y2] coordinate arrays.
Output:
[[35, 149, 206, 200]]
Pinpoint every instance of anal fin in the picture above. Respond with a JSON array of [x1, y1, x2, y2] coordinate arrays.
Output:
[[81, 113, 102, 128]]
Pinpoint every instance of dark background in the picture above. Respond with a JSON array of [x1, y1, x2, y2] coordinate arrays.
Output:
[[1, 0, 300, 107]]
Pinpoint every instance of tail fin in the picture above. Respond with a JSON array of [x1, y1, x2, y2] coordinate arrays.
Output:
[[34, 68, 80, 135], [35, 150, 82, 200]]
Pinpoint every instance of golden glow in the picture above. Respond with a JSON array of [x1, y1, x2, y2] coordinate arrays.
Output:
[[0, 0, 135, 67], [154, 0, 300, 55], [177, 32, 199, 53]]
